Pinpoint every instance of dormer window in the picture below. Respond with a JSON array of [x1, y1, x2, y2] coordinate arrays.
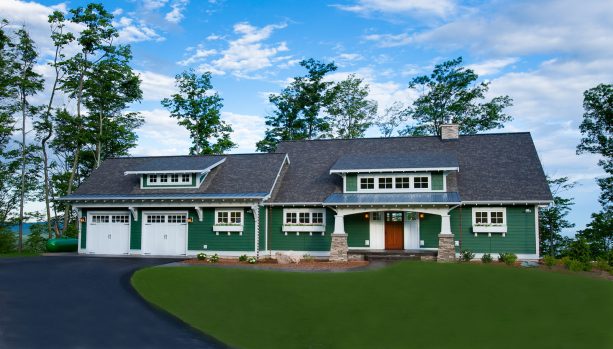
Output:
[[379, 177, 393, 189], [356, 173, 435, 192], [171, 174, 179, 182], [182, 174, 190, 182], [396, 177, 410, 189], [143, 173, 196, 188], [160, 174, 168, 183], [149, 174, 157, 183], [360, 177, 374, 189], [414, 176, 429, 189]]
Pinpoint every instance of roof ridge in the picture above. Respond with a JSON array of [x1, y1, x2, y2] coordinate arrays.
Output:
[[278, 131, 532, 144], [109, 152, 287, 160]]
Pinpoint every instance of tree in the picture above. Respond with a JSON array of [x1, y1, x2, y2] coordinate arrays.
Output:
[[402, 57, 513, 136], [324, 74, 377, 139], [376, 101, 409, 137], [576, 211, 612, 259], [162, 69, 235, 155], [539, 176, 575, 257], [13, 28, 44, 252], [257, 59, 337, 152]]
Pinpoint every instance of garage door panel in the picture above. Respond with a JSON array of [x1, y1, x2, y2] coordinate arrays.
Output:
[[142, 213, 187, 256], [87, 213, 130, 255]]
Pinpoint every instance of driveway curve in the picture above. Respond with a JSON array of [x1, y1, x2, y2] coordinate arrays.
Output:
[[0, 256, 226, 349]]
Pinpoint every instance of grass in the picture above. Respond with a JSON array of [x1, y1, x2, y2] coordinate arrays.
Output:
[[132, 262, 613, 349]]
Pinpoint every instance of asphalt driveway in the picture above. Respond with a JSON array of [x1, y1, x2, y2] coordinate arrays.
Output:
[[0, 256, 226, 349]]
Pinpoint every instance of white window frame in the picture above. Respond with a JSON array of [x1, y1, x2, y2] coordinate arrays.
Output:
[[282, 208, 326, 233], [472, 207, 507, 235], [356, 173, 433, 193], [143, 173, 197, 189], [213, 209, 244, 233], [181, 173, 191, 183]]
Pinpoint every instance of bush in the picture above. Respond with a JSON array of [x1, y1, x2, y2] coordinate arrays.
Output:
[[481, 253, 493, 263], [62, 224, 79, 238], [460, 250, 475, 262], [608, 250, 613, 267], [247, 257, 257, 264], [594, 258, 610, 272], [498, 252, 518, 266], [197, 253, 207, 261], [560, 256, 572, 268], [567, 238, 591, 264], [0, 231, 17, 254], [23, 224, 48, 253], [543, 255, 556, 268], [238, 254, 248, 262], [568, 259, 584, 272], [209, 254, 219, 263]]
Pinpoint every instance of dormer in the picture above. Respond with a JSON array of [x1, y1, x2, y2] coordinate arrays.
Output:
[[329, 153, 458, 193], [124, 156, 226, 189]]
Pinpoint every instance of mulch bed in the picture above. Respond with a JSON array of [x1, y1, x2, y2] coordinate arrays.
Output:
[[182, 258, 369, 271]]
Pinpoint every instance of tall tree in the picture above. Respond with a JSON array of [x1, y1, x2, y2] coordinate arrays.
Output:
[[376, 101, 409, 137], [257, 59, 337, 152], [13, 28, 44, 251], [401, 57, 513, 136], [539, 177, 575, 257], [324, 74, 377, 139], [162, 69, 235, 155]]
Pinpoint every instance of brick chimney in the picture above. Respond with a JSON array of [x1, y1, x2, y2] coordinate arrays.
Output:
[[440, 124, 459, 140]]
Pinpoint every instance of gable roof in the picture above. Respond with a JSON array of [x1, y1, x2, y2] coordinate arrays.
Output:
[[272, 133, 552, 203], [65, 153, 288, 199], [330, 153, 459, 173]]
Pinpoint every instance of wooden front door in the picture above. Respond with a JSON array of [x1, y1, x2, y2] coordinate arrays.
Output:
[[385, 212, 404, 250]]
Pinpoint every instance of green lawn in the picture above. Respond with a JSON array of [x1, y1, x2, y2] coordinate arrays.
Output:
[[132, 262, 613, 349]]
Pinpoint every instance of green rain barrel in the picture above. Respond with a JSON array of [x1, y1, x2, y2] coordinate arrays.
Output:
[[46, 238, 78, 252]]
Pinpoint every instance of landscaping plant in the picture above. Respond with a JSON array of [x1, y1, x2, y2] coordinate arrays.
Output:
[[238, 254, 248, 262], [209, 254, 220, 263], [460, 250, 475, 262], [196, 253, 207, 261], [481, 253, 493, 263], [543, 255, 556, 268], [498, 252, 518, 266], [247, 257, 257, 264]]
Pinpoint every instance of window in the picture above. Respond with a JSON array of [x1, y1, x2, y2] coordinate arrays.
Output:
[[112, 215, 129, 223], [92, 215, 109, 223], [490, 211, 504, 224], [360, 177, 374, 189], [147, 215, 165, 223], [299, 212, 310, 224], [216, 210, 242, 225], [159, 174, 168, 183], [395, 177, 410, 189], [170, 174, 179, 182], [168, 215, 187, 224], [182, 174, 190, 182], [284, 209, 325, 226], [149, 175, 157, 183], [312, 212, 324, 224], [475, 211, 488, 224], [379, 177, 393, 189], [285, 212, 297, 224], [372, 212, 383, 221], [473, 208, 506, 226], [414, 176, 429, 188]]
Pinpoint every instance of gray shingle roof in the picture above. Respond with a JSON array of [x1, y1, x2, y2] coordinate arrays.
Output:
[[272, 133, 552, 203], [330, 153, 458, 172], [70, 153, 287, 198], [324, 192, 461, 205], [124, 156, 225, 173]]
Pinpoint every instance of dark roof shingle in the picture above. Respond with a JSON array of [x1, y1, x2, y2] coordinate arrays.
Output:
[[330, 153, 458, 172]]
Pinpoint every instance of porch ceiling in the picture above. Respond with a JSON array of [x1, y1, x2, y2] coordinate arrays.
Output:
[[323, 192, 461, 205]]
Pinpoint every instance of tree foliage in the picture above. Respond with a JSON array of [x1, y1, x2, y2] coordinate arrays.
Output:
[[162, 69, 235, 155], [401, 57, 513, 136], [376, 101, 409, 137], [324, 74, 377, 139], [539, 176, 575, 257]]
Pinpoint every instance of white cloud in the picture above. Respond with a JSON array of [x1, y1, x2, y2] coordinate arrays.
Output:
[[466, 57, 518, 76], [132, 109, 190, 156], [165, 0, 189, 24], [142, 0, 169, 11], [177, 45, 217, 66], [334, 0, 456, 17], [221, 112, 266, 153], [363, 32, 412, 47], [136, 70, 177, 101], [114, 16, 164, 43]]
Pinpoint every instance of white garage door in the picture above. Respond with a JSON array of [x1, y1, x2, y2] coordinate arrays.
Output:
[[142, 212, 188, 256], [87, 212, 131, 255]]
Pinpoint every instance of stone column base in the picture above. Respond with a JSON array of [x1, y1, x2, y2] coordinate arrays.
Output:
[[329, 233, 348, 262], [437, 234, 455, 263]]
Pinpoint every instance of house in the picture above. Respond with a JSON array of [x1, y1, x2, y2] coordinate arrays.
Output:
[[58, 124, 553, 261]]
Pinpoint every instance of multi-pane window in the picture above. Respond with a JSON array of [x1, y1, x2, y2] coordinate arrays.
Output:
[[395, 177, 410, 189], [149, 174, 157, 183], [284, 209, 325, 226], [379, 177, 393, 189], [170, 174, 179, 182], [414, 177, 429, 188], [473, 209, 505, 225], [159, 174, 168, 183], [147, 215, 165, 223], [92, 215, 110, 223], [168, 215, 187, 224], [216, 210, 242, 225], [475, 211, 488, 224], [372, 212, 383, 221], [182, 174, 190, 182], [360, 177, 374, 189], [112, 215, 129, 223], [490, 211, 504, 224]]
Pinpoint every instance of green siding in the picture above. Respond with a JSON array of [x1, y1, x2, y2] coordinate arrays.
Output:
[[419, 206, 536, 254], [268, 207, 333, 251], [142, 173, 197, 188], [130, 209, 142, 250], [186, 208, 255, 252], [345, 213, 370, 248], [345, 174, 357, 192], [431, 172, 444, 190], [258, 206, 266, 251], [80, 209, 87, 249]]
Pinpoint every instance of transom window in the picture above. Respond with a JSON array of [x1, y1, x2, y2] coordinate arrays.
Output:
[[284, 209, 326, 226], [360, 177, 374, 189], [216, 210, 243, 225], [473, 208, 506, 226], [379, 177, 393, 189], [170, 174, 179, 182]]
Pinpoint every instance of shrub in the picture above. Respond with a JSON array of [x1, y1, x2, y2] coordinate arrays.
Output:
[[543, 255, 556, 268], [460, 250, 475, 262], [247, 257, 257, 264], [567, 238, 591, 264], [595, 257, 611, 272], [238, 254, 248, 262], [209, 254, 219, 263], [23, 224, 48, 253], [481, 253, 493, 263], [608, 250, 613, 267], [0, 231, 16, 254], [568, 259, 584, 272], [196, 253, 207, 261], [62, 224, 79, 238], [498, 252, 518, 266]]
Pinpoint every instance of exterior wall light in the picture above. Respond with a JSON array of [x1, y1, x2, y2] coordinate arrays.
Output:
[[80, 217, 86, 223], [364, 213, 369, 220], [419, 213, 425, 219], [187, 217, 193, 223]]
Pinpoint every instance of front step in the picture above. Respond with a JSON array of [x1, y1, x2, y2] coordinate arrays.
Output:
[[366, 254, 421, 261]]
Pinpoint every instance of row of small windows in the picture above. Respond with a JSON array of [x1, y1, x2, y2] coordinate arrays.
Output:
[[359, 176, 429, 190], [148, 174, 191, 184], [475, 211, 504, 225], [91, 215, 129, 224], [285, 211, 324, 225], [146, 214, 187, 224]]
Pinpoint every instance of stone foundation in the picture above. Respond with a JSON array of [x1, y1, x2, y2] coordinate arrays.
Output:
[[329, 234, 348, 262], [437, 234, 455, 263]]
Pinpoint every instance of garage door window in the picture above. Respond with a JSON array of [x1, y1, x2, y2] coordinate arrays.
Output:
[[92, 215, 109, 223], [147, 215, 165, 223], [168, 215, 187, 224], [112, 215, 129, 223]]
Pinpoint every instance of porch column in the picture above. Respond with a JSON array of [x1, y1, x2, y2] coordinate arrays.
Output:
[[330, 214, 348, 262], [437, 214, 455, 263]]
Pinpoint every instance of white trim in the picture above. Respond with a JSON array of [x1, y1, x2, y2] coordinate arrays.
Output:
[[282, 208, 326, 228], [534, 204, 540, 258], [282, 225, 326, 233], [472, 207, 506, 225], [124, 158, 226, 175], [356, 173, 436, 193], [330, 166, 459, 174], [141, 210, 189, 256], [212, 225, 243, 232], [85, 210, 132, 255], [128, 207, 138, 221], [214, 208, 244, 226], [263, 154, 290, 201], [462, 200, 553, 205], [264, 202, 324, 206], [194, 207, 203, 221], [71, 201, 260, 208]]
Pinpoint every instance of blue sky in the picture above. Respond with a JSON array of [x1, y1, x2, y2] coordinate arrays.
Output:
[[3, 0, 612, 233]]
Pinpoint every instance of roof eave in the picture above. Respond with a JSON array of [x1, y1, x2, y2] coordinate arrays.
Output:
[[329, 167, 459, 174]]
